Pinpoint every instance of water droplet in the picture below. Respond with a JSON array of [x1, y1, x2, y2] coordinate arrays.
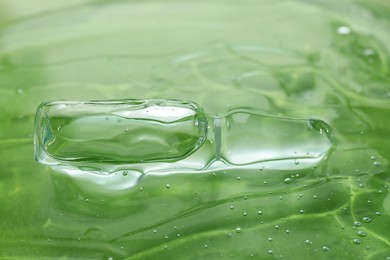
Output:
[[294, 160, 299, 165], [337, 26, 351, 35], [122, 171, 128, 176], [359, 183, 365, 188], [353, 221, 362, 227], [373, 161, 381, 167], [357, 230, 367, 237], [268, 237, 272, 242], [363, 49, 375, 56], [362, 217, 371, 223], [268, 249, 273, 254], [375, 211, 382, 216], [285, 229, 290, 234], [204, 244, 208, 248], [284, 178, 292, 184], [305, 240, 312, 245], [322, 246, 330, 252], [124, 128, 129, 132], [166, 184, 171, 189], [153, 229, 157, 234], [235, 227, 242, 233], [243, 212, 248, 217], [257, 210, 263, 215], [274, 225, 279, 229], [85, 198, 90, 203], [352, 238, 361, 245], [237, 176, 242, 180], [299, 209, 305, 214], [378, 189, 384, 194], [230, 205, 234, 210]]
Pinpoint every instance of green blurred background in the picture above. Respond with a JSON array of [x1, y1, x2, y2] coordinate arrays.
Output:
[[0, 0, 389, 259]]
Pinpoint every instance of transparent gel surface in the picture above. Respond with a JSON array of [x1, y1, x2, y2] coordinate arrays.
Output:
[[35, 100, 208, 164], [1, 0, 390, 259], [220, 112, 333, 166], [35, 100, 333, 175]]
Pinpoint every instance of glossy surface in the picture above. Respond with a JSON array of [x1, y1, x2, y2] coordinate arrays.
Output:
[[1, 0, 389, 259], [35, 99, 208, 165]]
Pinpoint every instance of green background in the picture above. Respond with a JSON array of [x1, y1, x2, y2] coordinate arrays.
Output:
[[0, 0, 389, 259]]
